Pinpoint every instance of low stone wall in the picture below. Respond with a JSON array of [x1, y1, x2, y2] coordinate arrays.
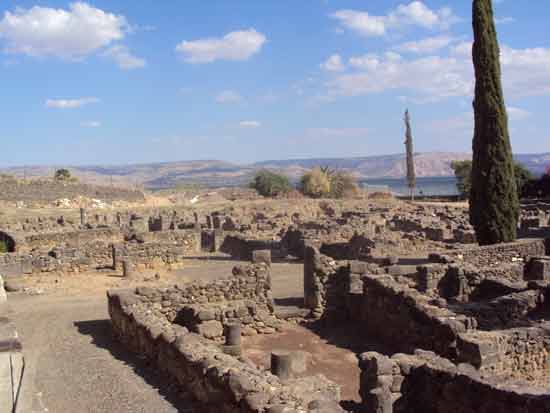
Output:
[[123, 262, 279, 339], [20, 228, 124, 251], [358, 273, 475, 360], [107, 289, 344, 413], [113, 230, 200, 270], [219, 234, 283, 260], [359, 350, 550, 413], [447, 239, 546, 268], [0, 230, 200, 276]]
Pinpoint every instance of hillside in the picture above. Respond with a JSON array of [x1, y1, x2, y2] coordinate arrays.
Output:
[[1, 152, 549, 190]]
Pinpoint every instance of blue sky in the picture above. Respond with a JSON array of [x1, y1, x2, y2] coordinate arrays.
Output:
[[0, 0, 549, 166]]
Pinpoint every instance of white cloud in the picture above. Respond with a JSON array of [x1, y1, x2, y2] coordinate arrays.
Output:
[[500, 46, 550, 97], [507, 106, 531, 121], [216, 90, 242, 104], [321, 54, 345, 72], [176, 29, 266, 63], [324, 42, 550, 102], [45, 97, 100, 109], [330, 10, 386, 37], [81, 120, 101, 128], [239, 120, 261, 128], [102, 45, 145, 70], [330, 2, 459, 38], [0, 2, 128, 60], [395, 35, 455, 54], [331, 54, 472, 100]]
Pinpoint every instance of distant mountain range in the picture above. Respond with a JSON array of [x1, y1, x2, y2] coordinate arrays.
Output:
[[2, 152, 550, 190]]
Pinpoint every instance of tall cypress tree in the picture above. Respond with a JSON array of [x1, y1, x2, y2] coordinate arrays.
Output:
[[470, 0, 519, 245], [404, 110, 416, 200]]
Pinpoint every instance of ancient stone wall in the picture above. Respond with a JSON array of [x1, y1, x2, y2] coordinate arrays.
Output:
[[113, 231, 200, 270], [219, 234, 284, 260], [448, 239, 545, 267], [122, 262, 278, 339], [359, 350, 550, 413], [107, 287, 343, 412], [20, 228, 124, 251]]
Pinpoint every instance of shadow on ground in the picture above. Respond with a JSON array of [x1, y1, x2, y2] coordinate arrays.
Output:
[[74, 319, 198, 412]]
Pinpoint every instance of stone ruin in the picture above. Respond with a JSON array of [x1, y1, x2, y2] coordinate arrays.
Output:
[[4, 199, 550, 411], [303, 236, 550, 412], [107, 253, 344, 413]]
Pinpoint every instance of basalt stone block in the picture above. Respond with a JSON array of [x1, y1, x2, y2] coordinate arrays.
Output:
[[195, 320, 223, 339], [252, 250, 272, 267], [524, 257, 550, 281], [350, 261, 368, 275]]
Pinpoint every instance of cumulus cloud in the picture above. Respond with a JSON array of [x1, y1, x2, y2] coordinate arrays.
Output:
[[324, 42, 550, 102], [239, 120, 261, 128], [330, 10, 386, 37], [176, 29, 266, 63], [45, 97, 99, 109], [321, 54, 345, 72], [216, 90, 242, 104], [332, 53, 472, 100], [102, 45, 145, 70], [0, 2, 128, 60], [330, 1, 459, 37], [395, 35, 455, 54]]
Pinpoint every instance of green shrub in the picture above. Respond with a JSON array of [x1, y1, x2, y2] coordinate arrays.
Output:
[[54, 168, 72, 181], [451, 160, 472, 198], [452, 159, 533, 199], [250, 170, 292, 197], [0, 240, 7, 253]]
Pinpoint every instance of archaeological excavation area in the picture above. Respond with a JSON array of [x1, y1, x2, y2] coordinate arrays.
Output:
[[2, 197, 550, 412]]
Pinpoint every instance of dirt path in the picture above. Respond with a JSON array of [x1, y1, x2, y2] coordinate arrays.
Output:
[[6, 258, 305, 412], [9, 293, 197, 413]]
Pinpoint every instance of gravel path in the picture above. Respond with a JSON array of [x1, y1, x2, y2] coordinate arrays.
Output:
[[9, 293, 196, 413], [7, 259, 305, 412]]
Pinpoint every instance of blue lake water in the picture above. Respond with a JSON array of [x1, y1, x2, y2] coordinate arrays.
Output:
[[360, 176, 459, 196]]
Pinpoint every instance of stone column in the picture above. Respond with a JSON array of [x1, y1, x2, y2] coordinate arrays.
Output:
[[111, 244, 117, 270], [80, 208, 87, 226], [303, 245, 316, 309], [122, 259, 133, 279], [223, 322, 242, 356], [225, 322, 242, 346], [271, 350, 292, 380]]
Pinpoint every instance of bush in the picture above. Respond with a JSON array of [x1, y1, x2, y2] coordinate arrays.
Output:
[[250, 170, 292, 197], [300, 168, 331, 198], [54, 168, 72, 181], [452, 160, 533, 199], [451, 160, 472, 198], [514, 162, 534, 195], [329, 171, 359, 198], [0, 240, 7, 253], [300, 167, 359, 199]]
